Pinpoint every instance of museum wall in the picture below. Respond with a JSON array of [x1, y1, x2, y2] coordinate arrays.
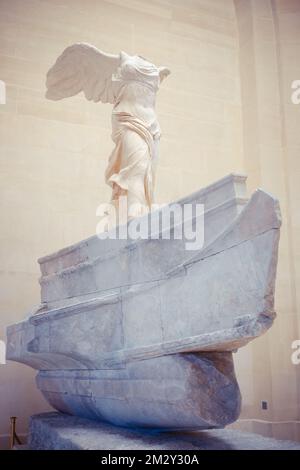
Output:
[[232, 0, 300, 441], [0, 0, 298, 448]]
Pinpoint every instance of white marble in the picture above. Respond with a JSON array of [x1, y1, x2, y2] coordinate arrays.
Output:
[[38, 173, 248, 305], [6, 174, 281, 430], [46, 43, 170, 220]]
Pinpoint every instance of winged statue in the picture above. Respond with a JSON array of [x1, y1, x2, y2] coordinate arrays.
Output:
[[46, 43, 171, 226]]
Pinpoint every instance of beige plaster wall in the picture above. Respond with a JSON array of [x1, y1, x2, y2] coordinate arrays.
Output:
[[231, 0, 300, 442], [0, 0, 299, 447]]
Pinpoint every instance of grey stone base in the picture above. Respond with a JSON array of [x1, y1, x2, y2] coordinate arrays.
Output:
[[28, 413, 300, 450]]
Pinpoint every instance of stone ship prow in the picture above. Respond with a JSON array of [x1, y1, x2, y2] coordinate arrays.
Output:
[[6, 174, 281, 430]]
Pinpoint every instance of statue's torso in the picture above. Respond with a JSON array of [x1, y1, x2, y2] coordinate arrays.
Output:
[[112, 53, 161, 136]]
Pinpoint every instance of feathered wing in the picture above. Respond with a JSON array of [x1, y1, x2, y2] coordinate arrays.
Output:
[[46, 43, 120, 104]]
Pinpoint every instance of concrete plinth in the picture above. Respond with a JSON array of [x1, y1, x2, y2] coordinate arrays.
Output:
[[28, 413, 300, 450]]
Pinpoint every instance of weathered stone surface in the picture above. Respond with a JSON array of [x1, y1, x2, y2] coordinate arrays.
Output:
[[36, 352, 241, 430], [37, 173, 248, 305], [28, 413, 300, 450], [6, 174, 281, 430]]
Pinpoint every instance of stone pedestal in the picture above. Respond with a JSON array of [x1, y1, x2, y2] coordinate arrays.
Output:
[[28, 412, 300, 450]]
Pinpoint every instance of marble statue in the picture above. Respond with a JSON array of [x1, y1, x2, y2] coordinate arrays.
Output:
[[6, 174, 281, 431], [46, 43, 170, 220]]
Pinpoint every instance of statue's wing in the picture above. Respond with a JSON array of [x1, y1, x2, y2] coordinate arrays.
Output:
[[46, 43, 120, 104]]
